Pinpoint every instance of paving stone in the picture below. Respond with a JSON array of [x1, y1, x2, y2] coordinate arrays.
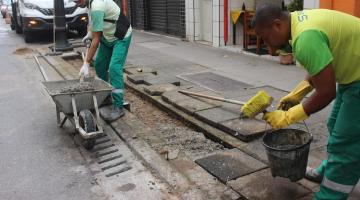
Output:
[[298, 179, 320, 193], [161, 86, 209, 105], [195, 149, 267, 183], [179, 72, 252, 92], [174, 98, 220, 115], [247, 86, 289, 105], [240, 138, 269, 163], [143, 75, 181, 86], [349, 181, 360, 200], [306, 122, 328, 149], [143, 83, 178, 96], [220, 118, 267, 142], [124, 66, 157, 75], [171, 154, 241, 200], [296, 194, 315, 200], [228, 169, 311, 200], [182, 90, 227, 106], [221, 88, 258, 99], [127, 73, 156, 84], [194, 107, 239, 128]]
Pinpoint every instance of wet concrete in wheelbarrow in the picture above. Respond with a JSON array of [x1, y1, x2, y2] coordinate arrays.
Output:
[[60, 82, 95, 93]]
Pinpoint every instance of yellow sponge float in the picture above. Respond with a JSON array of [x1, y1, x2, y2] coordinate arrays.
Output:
[[240, 90, 273, 118]]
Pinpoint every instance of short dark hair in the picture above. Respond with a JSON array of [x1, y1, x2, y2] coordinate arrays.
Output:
[[251, 4, 288, 28]]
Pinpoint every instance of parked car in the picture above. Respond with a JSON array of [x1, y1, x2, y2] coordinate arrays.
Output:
[[11, 0, 88, 43], [5, 1, 15, 30]]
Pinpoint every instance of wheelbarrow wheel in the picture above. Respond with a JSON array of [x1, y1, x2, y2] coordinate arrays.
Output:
[[79, 110, 96, 150]]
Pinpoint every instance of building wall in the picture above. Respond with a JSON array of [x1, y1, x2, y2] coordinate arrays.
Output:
[[186, 0, 284, 48], [304, 0, 319, 9], [320, 0, 360, 17]]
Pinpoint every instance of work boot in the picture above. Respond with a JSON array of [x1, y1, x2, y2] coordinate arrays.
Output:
[[102, 106, 125, 122], [305, 167, 323, 183]]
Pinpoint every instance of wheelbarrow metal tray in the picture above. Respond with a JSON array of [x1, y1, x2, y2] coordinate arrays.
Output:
[[43, 78, 113, 115]]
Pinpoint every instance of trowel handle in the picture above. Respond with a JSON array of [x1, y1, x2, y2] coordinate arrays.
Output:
[[178, 90, 246, 105]]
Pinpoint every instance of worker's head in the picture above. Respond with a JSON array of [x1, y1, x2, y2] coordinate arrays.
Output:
[[73, 0, 89, 8], [251, 4, 291, 51]]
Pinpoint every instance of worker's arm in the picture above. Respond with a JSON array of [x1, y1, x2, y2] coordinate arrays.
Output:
[[85, 31, 101, 64], [303, 64, 336, 115]]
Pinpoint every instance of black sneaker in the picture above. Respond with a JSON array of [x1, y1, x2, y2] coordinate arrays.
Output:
[[305, 167, 323, 183], [102, 107, 125, 122]]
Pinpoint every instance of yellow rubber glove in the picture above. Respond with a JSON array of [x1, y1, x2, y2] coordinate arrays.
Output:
[[277, 80, 313, 110], [263, 104, 308, 129]]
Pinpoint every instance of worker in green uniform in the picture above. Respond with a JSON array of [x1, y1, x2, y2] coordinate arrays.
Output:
[[75, 0, 132, 122], [252, 5, 360, 200]]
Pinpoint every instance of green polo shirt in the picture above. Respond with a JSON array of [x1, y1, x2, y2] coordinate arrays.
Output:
[[291, 9, 360, 84], [90, 0, 132, 42]]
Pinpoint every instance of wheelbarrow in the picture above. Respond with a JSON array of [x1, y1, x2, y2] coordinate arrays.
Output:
[[42, 78, 113, 150]]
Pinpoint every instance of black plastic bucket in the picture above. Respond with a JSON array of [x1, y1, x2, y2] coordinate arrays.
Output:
[[263, 128, 312, 182]]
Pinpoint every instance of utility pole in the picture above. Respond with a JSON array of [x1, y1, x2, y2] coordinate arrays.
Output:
[[53, 0, 73, 51]]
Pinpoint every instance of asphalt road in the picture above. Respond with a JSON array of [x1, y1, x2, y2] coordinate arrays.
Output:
[[0, 17, 105, 200]]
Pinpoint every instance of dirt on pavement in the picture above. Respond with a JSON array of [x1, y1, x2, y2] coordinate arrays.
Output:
[[125, 89, 226, 159]]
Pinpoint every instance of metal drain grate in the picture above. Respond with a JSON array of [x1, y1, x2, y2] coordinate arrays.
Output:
[[90, 134, 132, 178]]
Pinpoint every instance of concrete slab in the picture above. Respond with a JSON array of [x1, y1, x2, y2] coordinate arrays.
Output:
[[195, 149, 267, 183], [305, 122, 328, 149], [175, 98, 220, 115], [247, 86, 288, 104], [143, 83, 178, 96], [194, 107, 239, 128], [127, 73, 156, 84], [220, 118, 267, 142], [124, 66, 157, 75], [228, 169, 311, 200], [297, 194, 315, 200], [161, 86, 209, 105], [143, 75, 181, 86], [349, 181, 360, 200], [179, 72, 252, 92], [152, 63, 207, 77], [240, 138, 269, 163], [170, 154, 241, 199]]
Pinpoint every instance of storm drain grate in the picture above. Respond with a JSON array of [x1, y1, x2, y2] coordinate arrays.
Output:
[[105, 166, 132, 177], [89, 137, 133, 178], [92, 144, 116, 152], [98, 155, 123, 164], [94, 149, 119, 158], [95, 138, 111, 145], [101, 160, 127, 171]]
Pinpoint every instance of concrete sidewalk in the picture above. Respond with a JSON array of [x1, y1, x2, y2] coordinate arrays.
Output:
[[128, 31, 305, 92], [127, 30, 331, 153], [126, 30, 360, 199]]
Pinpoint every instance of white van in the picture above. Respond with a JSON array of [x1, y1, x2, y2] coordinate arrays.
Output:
[[12, 0, 88, 42]]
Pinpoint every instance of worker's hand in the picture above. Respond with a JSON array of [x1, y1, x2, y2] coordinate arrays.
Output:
[[277, 80, 313, 110], [82, 31, 92, 44], [263, 104, 308, 129], [79, 62, 90, 77]]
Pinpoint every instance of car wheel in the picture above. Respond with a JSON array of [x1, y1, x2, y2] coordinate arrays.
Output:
[[10, 17, 15, 30], [15, 21, 22, 34], [77, 28, 87, 37], [23, 31, 33, 43]]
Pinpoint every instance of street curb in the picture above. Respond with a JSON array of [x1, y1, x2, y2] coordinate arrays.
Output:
[[109, 117, 191, 192]]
